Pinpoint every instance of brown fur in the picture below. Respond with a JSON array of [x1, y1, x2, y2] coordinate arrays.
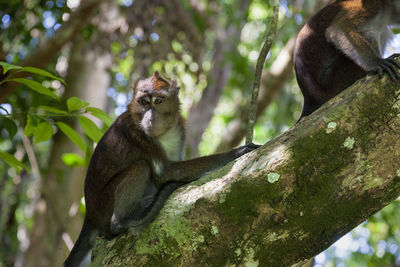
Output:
[[294, 0, 400, 119]]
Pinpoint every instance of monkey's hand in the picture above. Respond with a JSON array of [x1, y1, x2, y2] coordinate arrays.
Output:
[[372, 53, 400, 80], [234, 142, 261, 157]]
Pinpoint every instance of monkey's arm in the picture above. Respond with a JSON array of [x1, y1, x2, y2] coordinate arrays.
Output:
[[326, 22, 400, 80], [158, 143, 259, 185]]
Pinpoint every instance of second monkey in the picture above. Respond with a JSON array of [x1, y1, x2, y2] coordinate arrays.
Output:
[[294, 0, 400, 119]]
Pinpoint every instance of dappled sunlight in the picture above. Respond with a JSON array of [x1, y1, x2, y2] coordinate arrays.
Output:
[[244, 143, 290, 176]]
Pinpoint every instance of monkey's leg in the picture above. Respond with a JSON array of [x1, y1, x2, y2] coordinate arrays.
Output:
[[109, 161, 156, 235], [125, 182, 184, 228], [294, 58, 327, 118]]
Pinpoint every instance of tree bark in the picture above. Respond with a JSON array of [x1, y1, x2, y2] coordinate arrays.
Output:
[[92, 74, 400, 266]]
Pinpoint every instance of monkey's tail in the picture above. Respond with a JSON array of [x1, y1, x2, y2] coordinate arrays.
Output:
[[128, 182, 184, 228], [64, 219, 98, 267]]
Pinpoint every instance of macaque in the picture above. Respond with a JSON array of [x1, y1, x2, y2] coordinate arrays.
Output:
[[294, 0, 400, 119], [64, 72, 259, 266]]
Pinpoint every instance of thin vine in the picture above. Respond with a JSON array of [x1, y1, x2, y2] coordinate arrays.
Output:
[[245, 0, 280, 144]]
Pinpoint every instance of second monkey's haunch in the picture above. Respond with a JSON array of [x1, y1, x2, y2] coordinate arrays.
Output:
[[294, 0, 400, 119], [64, 72, 259, 267]]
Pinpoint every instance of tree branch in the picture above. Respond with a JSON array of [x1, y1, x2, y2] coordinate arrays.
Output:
[[0, 0, 107, 102], [92, 73, 400, 266]]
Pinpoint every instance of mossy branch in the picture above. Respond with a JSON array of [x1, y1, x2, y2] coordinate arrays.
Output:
[[93, 75, 400, 266]]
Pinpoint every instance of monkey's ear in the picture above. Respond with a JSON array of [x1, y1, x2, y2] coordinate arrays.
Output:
[[169, 84, 180, 95]]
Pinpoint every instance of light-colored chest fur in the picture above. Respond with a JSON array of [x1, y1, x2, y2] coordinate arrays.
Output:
[[157, 126, 183, 161]]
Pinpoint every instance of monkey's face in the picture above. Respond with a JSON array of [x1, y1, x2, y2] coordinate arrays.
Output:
[[130, 72, 180, 137]]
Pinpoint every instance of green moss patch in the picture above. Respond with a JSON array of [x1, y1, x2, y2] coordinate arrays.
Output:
[[218, 178, 283, 225], [354, 80, 400, 151]]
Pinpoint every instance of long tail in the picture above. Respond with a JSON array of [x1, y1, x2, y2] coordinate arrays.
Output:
[[128, 182, 184, 228], [64, 219, 98, 267]]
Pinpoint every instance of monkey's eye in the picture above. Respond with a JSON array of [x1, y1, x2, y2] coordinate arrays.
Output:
[[154, 98, 163, 104], [139, 99, 150, 105]]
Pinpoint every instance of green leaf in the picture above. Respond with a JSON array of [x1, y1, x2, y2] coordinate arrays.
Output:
[[86, 107, 114, 127], [78, 116, 103, 143], [61, 153, 85, 167], [24, 114, 39, 137], [2, 117, 18, 138], [0, 61, 22, 74], [56, 122, 86, 152], [38, 105, 68, 115], [0, 151, 26, 173], [33, 121, 53, 143], [67, 97, 89, 112], [20, 66, 66, 85], [9, 78, 58, 99]]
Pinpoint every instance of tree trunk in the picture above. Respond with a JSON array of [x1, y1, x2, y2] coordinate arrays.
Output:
[[92, 74, 400, 266], [23, 36, 111, 267]]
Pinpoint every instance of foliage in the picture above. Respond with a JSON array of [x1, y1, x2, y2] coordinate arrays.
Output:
[[0, 61, 112, 172]]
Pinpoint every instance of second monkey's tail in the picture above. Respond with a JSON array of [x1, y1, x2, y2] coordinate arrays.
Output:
[[64, 219, 99, 267]]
